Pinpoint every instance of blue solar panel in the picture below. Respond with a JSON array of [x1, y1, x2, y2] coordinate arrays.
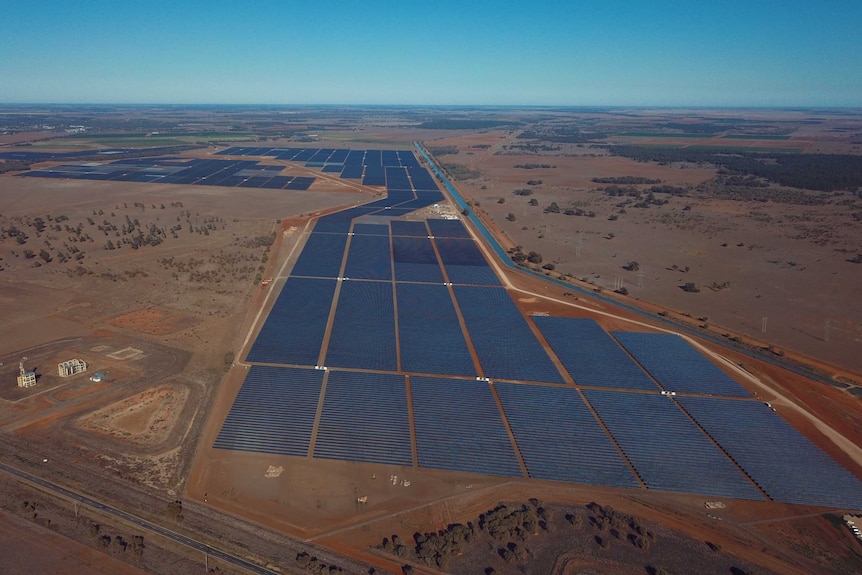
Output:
[[382, 150, 401, 167], [328, 149, 349, 163], [678, 397, 862, 508], [392, 236, 444, 283], [396, 283, 476, 377], [389, 220, 428, 237], [291, 233, 347, 278], [584, 390, 764, 500], [398, 151, 420, 167], [434, 238, 501, 285], [496, 384, 640, 487], [352, 223, 389, 235], [386, 166, 412, 189], [433, 238, 485, 265], [364, 150, 382, 167], [612, 332, 751, 396], [453, 286, 565, 383], [428, 218, 471, 238], [407, 167, 440, 191], [411, 377, 522, 476], [287, 176, 315, 190], [340, 164, 364, 179], [533, 318, 658, 390], [344, 150, 365, 165], [325, 280, 397, 371], [313, 371, 412, 465], [363, 166, 386, 186], [343, 235, 391, 280], [213, 366, 323, 456], [246, 277, 335, 365]]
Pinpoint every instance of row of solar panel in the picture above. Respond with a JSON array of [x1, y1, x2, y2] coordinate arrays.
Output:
[[21, 157, 316, 190], [0, 147, 181, 161], [216, 147, 421, 168], [213, 367, 862, 508]]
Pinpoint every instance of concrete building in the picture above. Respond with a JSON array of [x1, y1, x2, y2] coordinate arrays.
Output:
[[58, 358, 88, 377], [17, 362, 36, 388]]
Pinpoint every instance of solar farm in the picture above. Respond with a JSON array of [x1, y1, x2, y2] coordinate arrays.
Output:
[[13, 143, 862, 509], [105, 145, 854, 511]]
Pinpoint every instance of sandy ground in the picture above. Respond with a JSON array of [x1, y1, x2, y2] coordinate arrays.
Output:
[[0, 509, 147, 575]]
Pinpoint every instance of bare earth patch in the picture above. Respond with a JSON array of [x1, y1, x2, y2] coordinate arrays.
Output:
[[105, 308, 198, 335], [77, 384, 189, 446]]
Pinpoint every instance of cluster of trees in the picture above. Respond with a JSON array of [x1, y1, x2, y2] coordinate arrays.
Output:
[[706, 176, 828, 205], [513, 163, 555, 169], [508, 246, 543, 265], [427, 145, 458, 156], [513, 188, 533, 196], [441, 163, 482, 180], [294, 552, 344, 574], [591, 176, 662, 185], [418, 119, 520, 130], [0, 160, 31, 174], [542, 202, 596, 217], [581, 502, 657, 551], [608, 145, 862, 192], [517, 126, 608, 143], [89, 522, 145, 560], [505, 142, 561, 153]]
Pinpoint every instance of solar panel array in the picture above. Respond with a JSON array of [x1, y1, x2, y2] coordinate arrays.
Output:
[[22, 157, 315, 190], [678, 397, 862, 508], [245, 277, 335, 365], [21, 146, 442, 195], [396, 283, 476, 377], [411, 377, 522, 476], [583, 390, 764, 500], [214, 366, 323, 456], [533, 317, 658, 390], [314, 371, 412, 466], [392, 236, 445, 283], [343, 235, 392, 280], [435, 238, 501, 286], [291, 233, 347, 278], [325, 280, 397, 371], [206, 147, 862, 509], [453, 286, 565, 383], [612, 332, 752, 396], [496, 383, 640, 487]]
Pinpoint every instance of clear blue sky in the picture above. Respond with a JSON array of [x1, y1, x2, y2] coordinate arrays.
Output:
[[2, 0, 860, 107]]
